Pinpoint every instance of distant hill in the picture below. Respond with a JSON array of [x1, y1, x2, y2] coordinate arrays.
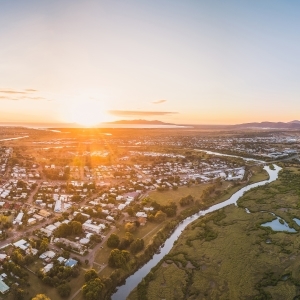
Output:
[[232, 121, 300, 129], [1, 120, 300, 130], [103, 119, 175, 125], [191, 121, 300, 130]]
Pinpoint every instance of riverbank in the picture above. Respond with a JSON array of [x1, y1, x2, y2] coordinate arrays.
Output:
[[127, 166, 300, 300], [110, 165, 279, 299]]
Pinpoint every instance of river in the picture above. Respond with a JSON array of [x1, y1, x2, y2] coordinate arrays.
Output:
[[194, 149, 265, 163], [0, 136, 29, 142], [112, 164, 281, 300]]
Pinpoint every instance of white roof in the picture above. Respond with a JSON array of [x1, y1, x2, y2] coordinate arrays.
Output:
[[13, 239, 27, 247], [79, 238, 90, 244], [136, 212, 147, 218]]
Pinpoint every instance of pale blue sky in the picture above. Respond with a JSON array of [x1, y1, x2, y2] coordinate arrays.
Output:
[[0, 0, 299, 124]]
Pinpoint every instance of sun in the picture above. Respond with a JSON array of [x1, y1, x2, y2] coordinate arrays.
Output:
[[62, 98, 110, 127]]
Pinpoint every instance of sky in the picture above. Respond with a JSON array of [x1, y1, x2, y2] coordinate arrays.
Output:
[[0, 0, 300, 125]]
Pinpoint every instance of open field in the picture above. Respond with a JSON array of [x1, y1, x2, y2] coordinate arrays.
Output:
[[128, 167, 300, 300]]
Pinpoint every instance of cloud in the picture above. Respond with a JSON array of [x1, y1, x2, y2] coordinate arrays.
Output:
[[0, 88, 38, 94], [0, 96, 18, 100], [108, 110, 178, 116], [25, 89, 38, 92], [152, 99, 167, 104], [21, 96, 47, 101], [0, 90, 27, 94], [0, 89, 49, 101]]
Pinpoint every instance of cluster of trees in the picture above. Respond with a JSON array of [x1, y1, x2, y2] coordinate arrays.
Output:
[[11, 283, 27, 300], [54, 221, 82, 238], [0, 214, 12, 229], [107, 232, 144, 255], [79, 206, 108, 219], [148, 210, 167, 223], [37, 261, 79, 297], [179, 195, 194, 207], [107, 233, 120, 248], [10, 248, 34, 265], [1, 261, 29, 299], [143, 201, 177, 223], [43, 167, 70, 180], [32, 294, 51, 300], [124, 221, 140, 233], [129, 238, 144, 254], [3, 260, 28, 281], [108, 249, 130, 268], [202, 185, 217, 200], [108, 232, 134, 250], [82, 269, 105, 300], [73, 213, 88, 224]]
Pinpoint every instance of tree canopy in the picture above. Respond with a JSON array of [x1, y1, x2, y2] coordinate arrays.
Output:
[[107, 233, 120, 248]]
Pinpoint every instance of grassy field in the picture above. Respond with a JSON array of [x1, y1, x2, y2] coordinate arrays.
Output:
[[128, 166, 300, 300], [72, 165, 270, 300], [148, 184, 209, 206]]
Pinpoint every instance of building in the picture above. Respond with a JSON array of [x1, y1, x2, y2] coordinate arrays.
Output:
[[65, 258, 78, 268], [27, 218, 36, 225], [13, 239, 29, 250], [42, 263, 53, 274], [0, 279, 9, 294], [82, 221, 105, 234], [15, 212, 24, 224]]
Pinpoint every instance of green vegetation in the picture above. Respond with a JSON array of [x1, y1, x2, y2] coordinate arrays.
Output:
[[128, 167, 300, 300], [107, 233, 120, 248], [32, 295, 51, 300]]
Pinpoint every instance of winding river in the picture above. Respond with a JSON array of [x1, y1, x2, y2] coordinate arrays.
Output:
[[194, 149, 265, 163], [112, 164, 281, 300], [0, 136, 29, 142]]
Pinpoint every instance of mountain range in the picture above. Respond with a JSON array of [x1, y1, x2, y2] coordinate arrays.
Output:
[[105, 119, 300, 129]]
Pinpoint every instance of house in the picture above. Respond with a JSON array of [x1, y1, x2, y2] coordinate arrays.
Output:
[[65, 258, 78, 268], [15, 212, 24, 224], [136, 212, 147, 218], [39, 209, 51, 218], [0, 254, 7, 261], [82, 221, 105, 234], [39, 250, 56, 260], [26, 248, 38, 256], [0, 279, 9, 294], [79, 238, 90, 245], [57, 257, 67, 264], [27, 218, 36, 225], [42, 263, 53, 274], [13, 239, 29, 250]]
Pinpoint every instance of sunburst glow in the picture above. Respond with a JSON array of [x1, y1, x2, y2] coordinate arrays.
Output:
[[62, 98, 110, 127]]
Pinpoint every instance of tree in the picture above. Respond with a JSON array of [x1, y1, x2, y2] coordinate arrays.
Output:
[[124, 222, 137, 233], [107, 233, 120, 248], [32, 294, 51, 300], [70, 221, 82, 235], [108, 249, 130, 268], [126, 207, 134, 217], [11, 284, 26, 300], [11, 249, 25, 265], [39, 238, 49, 253], [118, 232, 134, 250], [84, 269, 98, 282], [57, 283, 71, 298], [179, 195, 194, 207], [82, 278, 105, 300], [130, 238, 144, 254], [154, 210, 167, 223]]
